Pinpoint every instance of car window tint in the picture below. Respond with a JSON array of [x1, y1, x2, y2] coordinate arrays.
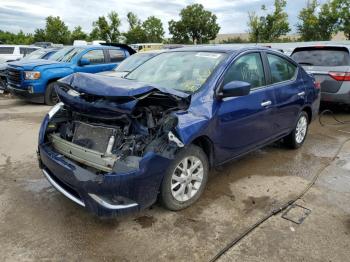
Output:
[[81, 49, 105, 64], [0, 47, 15, 54], [109, 49, 125, 62], [19, 47, 27, 54], [223, 53, 265, 88], [291, 49, 350, 66], [20, 48, 38, 56], [267, 54, 297, 84]]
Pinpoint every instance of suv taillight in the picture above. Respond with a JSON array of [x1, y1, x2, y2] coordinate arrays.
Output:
[[314, 81, 321, 89], [329, 71, 350, 81]]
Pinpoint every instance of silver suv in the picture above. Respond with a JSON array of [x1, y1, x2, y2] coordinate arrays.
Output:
[[291, 45, 350, 105]]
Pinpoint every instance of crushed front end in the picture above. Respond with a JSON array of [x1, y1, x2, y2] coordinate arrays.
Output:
[[38, 75, 190, 217]]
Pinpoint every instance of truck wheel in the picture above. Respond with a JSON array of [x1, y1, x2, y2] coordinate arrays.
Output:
[[160, 145, 209, 211], [283, 111, 309, 149], [44, 82, 59, 106]]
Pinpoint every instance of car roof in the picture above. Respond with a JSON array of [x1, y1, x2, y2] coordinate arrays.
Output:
[[69, 45, 124, 50], [0, 45, 40, 48], [161, 45, 271, 54]]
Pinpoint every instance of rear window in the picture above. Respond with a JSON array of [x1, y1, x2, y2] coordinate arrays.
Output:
[[0, 47, 15, 54], [291, 47, 350, 66]]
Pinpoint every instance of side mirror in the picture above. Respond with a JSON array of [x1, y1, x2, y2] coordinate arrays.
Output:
[[79, 58, 90, 66], [218, 81, 251, 99]]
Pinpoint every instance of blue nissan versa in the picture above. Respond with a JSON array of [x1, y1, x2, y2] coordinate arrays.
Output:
[[38, 47, 320, 217]]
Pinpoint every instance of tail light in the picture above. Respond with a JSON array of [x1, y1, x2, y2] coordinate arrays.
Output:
[[329, 71, 350, 81]]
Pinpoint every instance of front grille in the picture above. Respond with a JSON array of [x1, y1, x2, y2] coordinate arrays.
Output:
[[6, 68, 22, 85]]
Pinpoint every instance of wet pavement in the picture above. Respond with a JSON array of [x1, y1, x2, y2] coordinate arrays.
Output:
[[0, 97, 349, 261]]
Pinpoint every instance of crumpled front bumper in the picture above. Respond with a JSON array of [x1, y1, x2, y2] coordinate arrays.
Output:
[[38, 144, 171, 217]]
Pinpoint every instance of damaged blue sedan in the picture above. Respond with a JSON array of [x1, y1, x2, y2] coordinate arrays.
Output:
[[38, 47, 320, 217]]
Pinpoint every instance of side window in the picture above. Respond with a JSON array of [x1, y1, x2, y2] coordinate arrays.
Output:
[[109, 49, 125, 62], [81, 49, 105, 64], [19, 47, 28, 55], [267, 54, 297, 84], [223, 53, 265, 89]]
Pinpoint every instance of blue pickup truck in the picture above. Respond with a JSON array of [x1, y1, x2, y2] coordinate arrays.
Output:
[[6, 45, 133, 105]]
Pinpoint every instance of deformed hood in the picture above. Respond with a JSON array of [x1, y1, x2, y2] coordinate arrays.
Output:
[[56, 72, 190, 118], [58, 72, 189, 98]]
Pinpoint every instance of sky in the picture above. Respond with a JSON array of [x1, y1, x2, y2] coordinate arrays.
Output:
[[0, 0, 328, 36]]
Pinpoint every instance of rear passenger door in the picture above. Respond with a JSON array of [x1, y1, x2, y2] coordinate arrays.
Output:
[[216, 52, 277, 161], [264, 52, 304, 135], [77, 49, 111, 73]]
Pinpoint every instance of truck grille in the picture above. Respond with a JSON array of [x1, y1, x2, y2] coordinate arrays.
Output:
[[6, 68, 22, 86]]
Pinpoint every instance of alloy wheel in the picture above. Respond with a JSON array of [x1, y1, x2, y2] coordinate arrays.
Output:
[[295, 115, 307, 144], [171, 156, 204, 202]]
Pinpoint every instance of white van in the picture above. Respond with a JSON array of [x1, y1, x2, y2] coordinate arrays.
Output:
[[0, 45, 40, 63]]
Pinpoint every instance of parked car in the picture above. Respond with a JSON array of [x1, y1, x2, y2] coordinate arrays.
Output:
[[98, 50, 165, 78], [38, 47, 320, 217], [6, 45, 133, 105], [0, 48, 60, 93], [0, 45, 40, 63], [291, 45, 350, 105]]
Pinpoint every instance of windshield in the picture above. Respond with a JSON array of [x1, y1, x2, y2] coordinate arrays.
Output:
[[126, 51, 226, 93], [116, 53, 156, 72], [49, 47, 84, 62], [22, 49, 47, 60]]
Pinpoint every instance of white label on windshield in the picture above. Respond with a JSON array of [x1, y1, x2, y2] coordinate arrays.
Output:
[[195, 53, 221, 59]]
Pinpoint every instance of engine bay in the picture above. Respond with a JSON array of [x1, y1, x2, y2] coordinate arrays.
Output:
[[44, 92, 188, 173]]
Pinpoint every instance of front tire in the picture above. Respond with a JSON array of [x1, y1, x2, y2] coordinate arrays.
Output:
[[284, 111, 309, 149], [44, 82, 59, 106], [160, 145, 209, 211]]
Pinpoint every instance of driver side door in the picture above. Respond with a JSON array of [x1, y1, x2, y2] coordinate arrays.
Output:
[[215, 52, 277, 162]]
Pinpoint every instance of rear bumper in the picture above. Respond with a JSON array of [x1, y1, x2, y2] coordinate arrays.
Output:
[[321, 85, 350, 105], [38, 141, 171, 217]]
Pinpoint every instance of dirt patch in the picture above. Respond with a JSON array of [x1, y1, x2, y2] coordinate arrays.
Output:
[[242, 196, 273, 213], [134, 215, 156, 228]]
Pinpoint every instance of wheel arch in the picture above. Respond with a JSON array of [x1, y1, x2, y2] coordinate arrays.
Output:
[[191, 135, 215, 169], [301, 105, 312, 123]]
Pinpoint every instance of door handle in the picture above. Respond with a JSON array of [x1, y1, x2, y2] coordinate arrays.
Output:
[[261, 100, 272, 107], [298, 91, 306, 96]]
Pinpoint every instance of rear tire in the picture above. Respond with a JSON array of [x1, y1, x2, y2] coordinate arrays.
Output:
[[44, 82, 59, 106], [160, 145, 209, 211], [283, 111, 309, 149]]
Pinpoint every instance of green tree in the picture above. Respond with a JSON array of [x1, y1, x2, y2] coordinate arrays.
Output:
[[296, 0, 322, 41], [127, 12, 140, 29], [334, 0, 350, 39], [168, 4, 220, 44], [248, 0, 290, 43], [70, 26, 88, 42], [92, 11, 121, 42], [33, 28, 46, 42], [123, 12, 147, 44], [0, 30, 33, 44], [248, 12, 263, 43], [45, 16, 71, 44], [318, 1, 340, 40], [297, 0, 343, 41], [142, 16, 165, 42]]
